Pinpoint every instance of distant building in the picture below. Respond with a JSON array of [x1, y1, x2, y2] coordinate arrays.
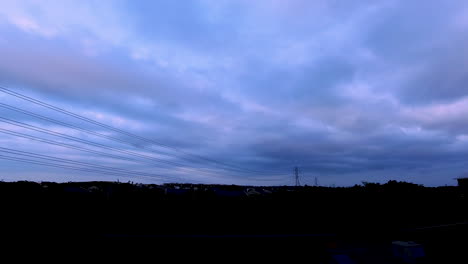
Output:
[[457, 177, 468, 198], [244, 188, 261, 197]]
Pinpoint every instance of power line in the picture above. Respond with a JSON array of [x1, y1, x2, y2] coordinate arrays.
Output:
[[0, 85, 285, 175], [0, 127, 137, 163], [0, 104, 284, 176], [0, 154, 157, 181], [294, 166, 300, 186], [0, 146, 167, 180], [0, 102, 145, 149], [0, 102, 230, 169], [0, 117, 290, 179], [0, 153, 203, 183], [0, 126, 288, 182], [0, 126, 222, 179], [0, 115, 207, 170]]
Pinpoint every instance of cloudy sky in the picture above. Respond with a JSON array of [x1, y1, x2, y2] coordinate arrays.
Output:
[[0, 0, 467, 186]]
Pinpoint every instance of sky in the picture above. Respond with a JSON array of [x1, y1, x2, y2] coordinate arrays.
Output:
[[0, 0, 468, 186]]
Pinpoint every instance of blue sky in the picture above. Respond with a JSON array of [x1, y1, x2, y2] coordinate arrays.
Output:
[[1, 0, 468, 186]]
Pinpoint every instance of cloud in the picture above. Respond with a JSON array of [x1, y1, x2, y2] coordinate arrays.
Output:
[[362, 1, 468, 104], [402, 97, 468, 135], [1, 0, 468, 186]]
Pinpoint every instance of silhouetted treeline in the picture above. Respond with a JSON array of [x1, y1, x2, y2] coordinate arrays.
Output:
[[0, 180, 466, 262], [0, 179, 464, 234]]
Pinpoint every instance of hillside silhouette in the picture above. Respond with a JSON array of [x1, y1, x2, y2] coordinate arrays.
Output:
[[1, 179, 467, 262]]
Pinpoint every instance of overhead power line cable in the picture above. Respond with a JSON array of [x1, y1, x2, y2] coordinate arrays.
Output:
[[0, 116, 205, 170], [0, 154, 156, 180], [0, 127, 137, 163], [0, 116, 288, 178], [0, 105, 282, 175], [0, 127, 285, 182], [0, 85, 284, 175], [0, 102, 218, 166], [0, 147, 167, 180]]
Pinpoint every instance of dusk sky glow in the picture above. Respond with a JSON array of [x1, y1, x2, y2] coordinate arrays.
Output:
[[1, 0, 468, 186]]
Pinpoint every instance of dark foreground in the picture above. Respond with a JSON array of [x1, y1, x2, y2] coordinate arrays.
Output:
[[1, 180, 467, 262]]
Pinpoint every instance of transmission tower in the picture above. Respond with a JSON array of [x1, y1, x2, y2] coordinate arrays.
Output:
[[294, 166, 300, 186]]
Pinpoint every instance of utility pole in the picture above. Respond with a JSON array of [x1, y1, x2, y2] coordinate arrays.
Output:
[[314, 177, 318, 187], [294, 166, 300, 186]]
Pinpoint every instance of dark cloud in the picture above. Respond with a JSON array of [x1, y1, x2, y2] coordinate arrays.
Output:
[[364, 1, 468, 104]]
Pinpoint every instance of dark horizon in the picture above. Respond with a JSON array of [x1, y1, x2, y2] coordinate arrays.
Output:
[[1, 178, 466, 262], [0, 178, 460, 188]]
